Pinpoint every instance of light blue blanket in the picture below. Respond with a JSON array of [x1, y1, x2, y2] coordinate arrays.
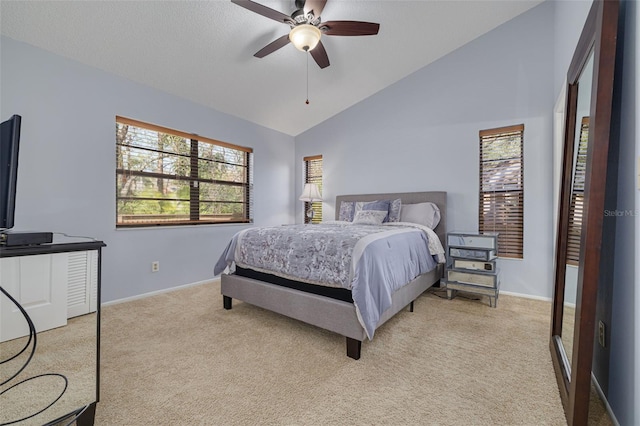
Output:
[[214, 222, 442, 339]]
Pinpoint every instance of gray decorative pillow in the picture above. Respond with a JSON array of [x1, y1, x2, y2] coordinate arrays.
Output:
[[388, 198, 402, 222], [338, 201, 356, 222], [352, 210, 387, 225], [356, 200, 391, 222]]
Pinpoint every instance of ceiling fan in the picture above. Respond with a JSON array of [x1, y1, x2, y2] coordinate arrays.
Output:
[[231, 0, 380, 69]]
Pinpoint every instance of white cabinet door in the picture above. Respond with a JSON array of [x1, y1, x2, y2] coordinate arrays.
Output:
[[0, 253, 68, 342]]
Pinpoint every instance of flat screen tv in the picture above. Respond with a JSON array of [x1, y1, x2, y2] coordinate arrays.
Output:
[[0, 114, 21, 231]]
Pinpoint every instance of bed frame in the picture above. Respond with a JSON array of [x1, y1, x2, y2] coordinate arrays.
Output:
[[221, 191, 447, 359]]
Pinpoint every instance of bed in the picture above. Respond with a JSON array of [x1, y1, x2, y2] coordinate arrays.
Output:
[[214, 191, 447, 359]]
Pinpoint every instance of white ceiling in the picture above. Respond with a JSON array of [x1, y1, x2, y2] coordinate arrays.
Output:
[[0, 0, 542, 136]]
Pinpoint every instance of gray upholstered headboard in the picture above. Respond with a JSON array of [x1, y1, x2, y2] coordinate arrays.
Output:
[[334, 191, 447, 246]]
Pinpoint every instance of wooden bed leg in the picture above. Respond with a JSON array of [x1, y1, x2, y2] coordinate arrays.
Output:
[[223, 295, 232, 310], [409, 301, 414, 312], [346, 337, 361, 360]]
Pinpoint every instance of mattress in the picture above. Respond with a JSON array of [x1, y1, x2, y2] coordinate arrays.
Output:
[[235, 266, 353, 302]]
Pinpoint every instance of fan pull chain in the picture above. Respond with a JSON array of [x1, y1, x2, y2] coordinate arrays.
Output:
[[305, 52, 310, 105]]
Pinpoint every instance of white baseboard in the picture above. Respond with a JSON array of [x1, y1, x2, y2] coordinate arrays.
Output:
[[592, 373, 620, 426], [499, 290, 552, 302], [106, 279, 551, 307], [102, 277, 220, 307]]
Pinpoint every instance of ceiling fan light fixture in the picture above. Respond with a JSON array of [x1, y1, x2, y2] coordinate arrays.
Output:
[[289, 24, 321, 52]]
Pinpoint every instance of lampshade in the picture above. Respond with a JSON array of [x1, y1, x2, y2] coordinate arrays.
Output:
[[299, 183, 322, 202], [289, 24, 321, 52]]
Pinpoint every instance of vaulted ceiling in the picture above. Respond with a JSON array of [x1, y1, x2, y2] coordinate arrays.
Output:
[[0, 0, 543, 136]]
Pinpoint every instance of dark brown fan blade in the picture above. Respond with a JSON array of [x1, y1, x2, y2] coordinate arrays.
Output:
[[310, 40, 330, 69], [303, 0, 327, 17], [321, 21, 380, 36], [254, 34, 291, 58], [231, 0, 293, 24]]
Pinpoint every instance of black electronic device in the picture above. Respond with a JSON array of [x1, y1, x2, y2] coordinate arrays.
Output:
[[1, 114, 21, 230], [0, 231, 53, 247], [0, 115, 52, 246]]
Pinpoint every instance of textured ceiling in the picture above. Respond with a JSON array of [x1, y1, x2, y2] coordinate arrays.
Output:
[[0, 0, 543, 136]]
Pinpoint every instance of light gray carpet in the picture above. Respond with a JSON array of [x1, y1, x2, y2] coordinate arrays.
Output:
[[95, 281, 611, 425], [0, 314, 96, 426]]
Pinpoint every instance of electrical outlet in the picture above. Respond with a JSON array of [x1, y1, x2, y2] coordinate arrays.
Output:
[[598, 320, 606, 348], [151, 261, 160, 273]]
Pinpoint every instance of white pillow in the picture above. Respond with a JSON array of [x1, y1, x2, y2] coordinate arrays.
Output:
[[352, 210, 387, 225], [400, 202, 441, 229]]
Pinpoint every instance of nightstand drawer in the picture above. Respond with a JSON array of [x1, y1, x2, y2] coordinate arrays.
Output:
[[452, 259, 496, 272], [447, 269, 499, 288], [447, 233, 497, 250], [449, 247, 497, 261], [446, 280, 500, 296]]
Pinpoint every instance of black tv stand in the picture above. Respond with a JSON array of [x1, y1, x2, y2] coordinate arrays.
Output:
[[0, 230, 53, 246]]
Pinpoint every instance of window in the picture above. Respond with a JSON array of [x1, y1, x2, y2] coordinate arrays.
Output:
[[479, 124, 524, 259], [567, 117, 588, 266], [303, 155, 323, 224], [116, 116, 253, 227]]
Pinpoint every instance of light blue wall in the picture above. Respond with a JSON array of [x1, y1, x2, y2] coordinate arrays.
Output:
[[635, 1, 639, 417], [553, 0, 592, 96], [295, 2, 556, 298], [608, 1, 639, 424], [0, 36, 296, 303]]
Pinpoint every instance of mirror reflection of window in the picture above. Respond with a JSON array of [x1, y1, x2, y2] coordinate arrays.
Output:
[[567, 117, 589, 266]]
